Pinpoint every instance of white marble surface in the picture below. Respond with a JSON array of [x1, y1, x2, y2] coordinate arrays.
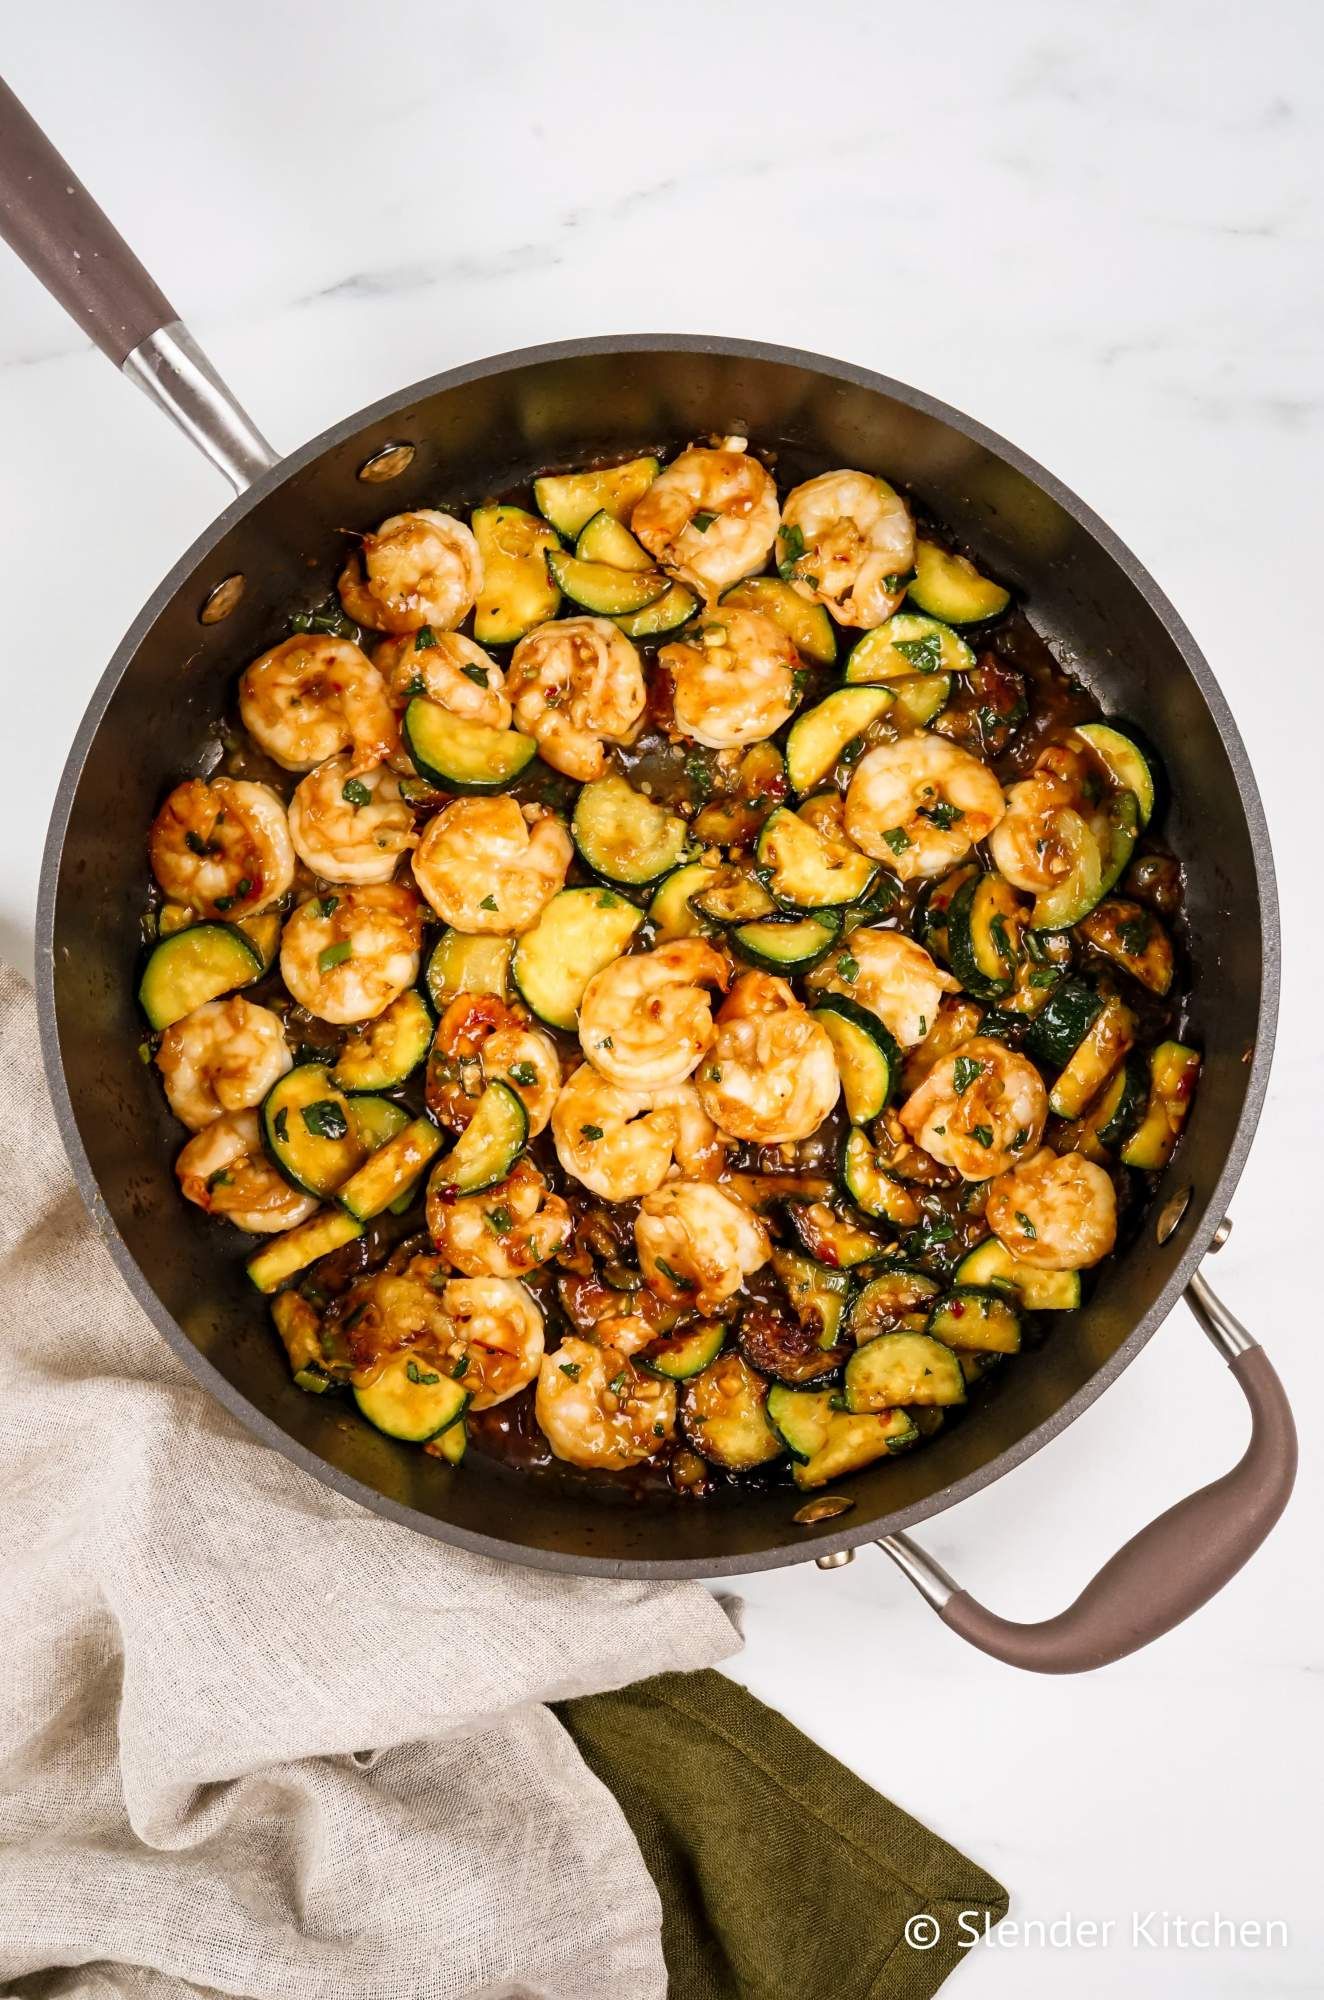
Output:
[[1, 3, 1321, 1992]]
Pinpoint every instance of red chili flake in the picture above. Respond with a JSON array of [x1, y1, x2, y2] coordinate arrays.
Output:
[[1175, 1070, 1196, 1099], [435, 1183, 459, 1205], [948, 1300, 965, 1317], [759, 772, 788, 800]]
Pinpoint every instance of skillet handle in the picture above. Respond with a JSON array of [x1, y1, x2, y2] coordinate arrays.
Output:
[[877, 1265, 1296, 1673], [0, 75, 277, 490]]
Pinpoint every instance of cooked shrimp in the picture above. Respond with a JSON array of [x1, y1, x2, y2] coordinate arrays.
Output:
[[374, 631, 511, 731], [156, 996, 292, 1132], [578, 940, 729, 1091], [778, 470, 915, 629], [426, 993, 562, 1137], [845, 736, 1005, 879], [334, 1256, 539, 1403], [807, 929, 958, 1048], [279, 881, 424, 1023], [551, 1065, 725, 1200], [695, 972, 839, 1144], [899, 1034, 1047, 1180], [989, 747, 1098, 896], [427, 1158, 571, 1278], [635, 1180, 771, 1312], [535, 1337, 677, 1471], [237, 637, 398, 774], [986, 1148, 1118, 1269], [287, 756, 415, 884], [175, 1111, 318, 1233], [659, 608, 801, 750], [149, 777, 294, 919], [412, 798, 571, 933], [434, 1276, 545, 1408], [506, 617, 646, 782], [631, 447, 780, 595], [338, 509, 482, 634]]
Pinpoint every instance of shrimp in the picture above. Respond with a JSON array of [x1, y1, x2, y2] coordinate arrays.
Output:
[[535, 1337, 677, 1471], [337, 509, 482, 634], [551, 1064, 726, 1200], [149, 777, 294, 919], [807, 928, 958, 1049], [155, 995, 292, 1132], [374, 631, 511, 731], [287, 756, 415, 884], [175, 1111, 318, 1233], [332, 1256, 539, 1405], [778, 470, 915, 629], [844, 736, 1006, 880], [237, 637, 398, 774], [899, 1034, 1047, 1180], [635, 1180, 771, 1312], [989, 747, 1098, 896], [986, 1148, 1118, 1269], [631, 447, 780, 595], [659, 608, 801, 750], [427, 1157, 571, 1278], [412, 798, 572, 933], [432, 1275, 545, 1407], [506, 617, 646, 783], [279, 881, 424, 1023], [426, 993, 561, 1136], [695, 971, 840, 1144], [578, 939, 729, 1091]]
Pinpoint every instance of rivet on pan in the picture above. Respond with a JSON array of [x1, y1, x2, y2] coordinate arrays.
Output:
[[1155, 1186, 1193, 1245], [794, 1496, 855, 1526], [358, 442, 416, 483], [199, 573, 245, 624], [815, 1547, 855, 1570]]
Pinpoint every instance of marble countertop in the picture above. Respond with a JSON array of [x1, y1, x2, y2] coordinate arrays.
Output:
[[1, 4, 1319, 1991]]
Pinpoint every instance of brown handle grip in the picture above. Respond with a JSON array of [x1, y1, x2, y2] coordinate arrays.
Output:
[[0, 73, 175, 363]]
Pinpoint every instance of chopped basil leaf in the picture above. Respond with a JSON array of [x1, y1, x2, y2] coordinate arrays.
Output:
[[341, 778, 372, 809], [484, 1205, 513, 1237], [301, 1099, 349, 1140], [580, 1124, 604, 1141], [988, 913, 1013, 964], [917, 801, 964, 831], [205, 1167, 233, 1191], [836, 953, 860, 984], [971, 1124, 994, 1148], [883, 571, 912, 592], [559, 1361, 582, 1380], [214, 896, 233, 912], [1029, 967, 1060, 989], [452, 1353, 471, 1379], [479, 895, 498, 911], [691, 510, 717, 532], [917, 1015, 927, 1039], [881, 826, 911, 855], [598, 1036, 614, 1050], [461, 663, 490, 687], [184, 831, 207, 857], [317, 894, 340, 918], [952, 1054, 982, 1094], [1015, 1210, 1038, 1239], [405, 1358, 441, 1385], [1118, 916, 1153, 955], [414, 624, 437, 650], [893, 632, 944, 675], [608, 1370, 629, 1394], [655, 1257, 695, 1290], [318, 941, 353, 973], [1011, 1126, 1029, 1149], [404, 673, 428, 698], [776, 523, 806, 578], [507, 1061, 537, 1086]]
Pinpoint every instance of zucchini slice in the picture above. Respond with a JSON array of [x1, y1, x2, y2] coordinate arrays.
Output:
[[246, 1208, 364, 1294], [263, 1064, 367, 1198], [429, 1416, 468, 1464], [354, 1351, 469, 1444], [929, 1286, 1022, 1355], [1093, 1048, 1151, 1149], [545, 547, 668, 616], [572, 773, 693, 886], [472, 505, 562, 645], [1078, 899, 1175, 996], [844, 613, 975, 684], [769, 1247, 853, 1348], [947, 872, 1025, 1000], [718, 576, 837, 665], [681, 1353, 784, 1470], [331, 989, 433, 1092], [787, 1200, 888, 1269], [271, 1290, 351, 1392], [139, 924, 261, 1030], [689, 868, 778, 925], [613, 581, 699, 638], [890, 672, 953, 728], [785, 686, 894, 795], [730, 910, 840, 973], [232, 910, 282, 972], [1076, 722, 1157, 828], [640, 1319, 727, 1381], [954, 1236, 1082, 1309], [1048, 993, 1135, 1119], [338, 1114, 446, 1222], [840, 1130, 921, 1226], [533, 455, 660, 539], [1120, 1041, 1200, 1171], [575, 509, 655, 570], [511, 886, 644, 1031], [647, 860, 720, 941], [737, 1298, 846, 1385], [848, 1267, 942, 1339], [425, 929, 513, 1009], [906, 540, 1010, 624], [756, 807, 876, 910], [403, 696, 537, 794], [811, 995, 899, 1122], [845, 1331, 966, 1410], [766, 1386, 917, 1485], [1023, 979, 1106, 1068], [429, 1080, 528, 1196], [1032, 792, 1139, 931]]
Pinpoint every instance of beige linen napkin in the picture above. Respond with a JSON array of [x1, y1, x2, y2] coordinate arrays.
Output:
[[0, 969, 739, 2000]]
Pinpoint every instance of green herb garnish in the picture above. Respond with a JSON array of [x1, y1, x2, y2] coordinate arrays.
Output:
[[917, 801, 964, 831], [1011, 1126, 1030, 1149], [881, 826, 911, 855], [479, 895, 498, 912], [777, 524, 806, 578], [971, 1124, 994, 1148], [1029, 967, 1060, 989], [406, 1358, 441, 1385], [952, 1054, 982, 1094], [580, 1124, 604, 1142], [559, 1361, 582, 1380], [507, 1061, 537, 1086], [836, 953, 860, 984], [1015, 1210, 1038, 1239], [318, 941, 353, 973], [184, 831, 207, 857], [317, 894, 340, 918], [452, 1353, 471, 1379], [691, 510, 717, 532], [302, 1099, 349, 1140], [485, 1205, 513, 1236], [1118, 916, 1152, 955], [205, 1167, 233, 1192], [655, 1258, 695, 1290], [893, 632, 944, 675], [341, 778, 372, 808], [461, 663, 490, 687], [414, 624, 437, 650]]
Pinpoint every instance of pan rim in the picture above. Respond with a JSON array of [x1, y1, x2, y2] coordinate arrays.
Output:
[[35, 333, 1280, 1578]]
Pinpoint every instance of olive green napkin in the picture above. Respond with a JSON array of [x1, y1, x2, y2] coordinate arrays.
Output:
[[559, 1669, 1008, 2000]]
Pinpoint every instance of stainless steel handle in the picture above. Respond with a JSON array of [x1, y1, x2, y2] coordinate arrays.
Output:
[[122, 324, 278, 493]]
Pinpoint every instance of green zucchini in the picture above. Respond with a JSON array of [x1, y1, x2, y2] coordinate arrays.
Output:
[[403, 697, 537, 794], [769, 1247, 853, 1348], [472, 505, 561, 645], [845, 1331, 966, 1410], [246, 1208, 364, 1294], [785, 686, 894, 795], [947, 873, 1025, 1000], [929, 1286, 1022, 1355], [231, 910, 282, 972], [845, 613, 975, 683], [730, 910, 841, 973], [765, 1385, 918, 1485], [1048, 993, 1135, 1119], [1093, 1049, 1151, 1149], [546, 547, 668, 617], [430, 1417, 468, 1464], [737, 1299, 846, 1384], [511, 886, 644, 1031], [354, 1351, 469, 1444], [689, 869, 778, 925], [139, 923, 261, 1030], [889, 672, 953, 728], [848, 1268, 942, 1339], [533, 455, 660, 539], [811, 995, 898, 1122], [262, 1064, 366, 1198], [839, 1130, 921, 1226], [1078, 899, 1175, 996], [331, 989, 432, 1092], [425, 930, 512, 1009], [756, 807, 876, 910], [647, 860, 720, 941], [428, 1081, 527, 1196], [1076, 722, 1157, 828], [787, 1201, 888, 1270], [718, 576, 837, 665], [1023, 979, 1106, 1068], [906, 540, 1010, 624], [575, 509, 654, 569], [572, 773, 693, 886], [1032, 792, 1139, 930], [271, 1290, 351, 1391], [954, 1236, 1082, 1309], [640, 1319, 727, 1381], [681, 1354, 784, 1470], [613, 581, 699, 638], [338, 1114, 446, 1221], [1120, 1041, 1200, 1170]]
